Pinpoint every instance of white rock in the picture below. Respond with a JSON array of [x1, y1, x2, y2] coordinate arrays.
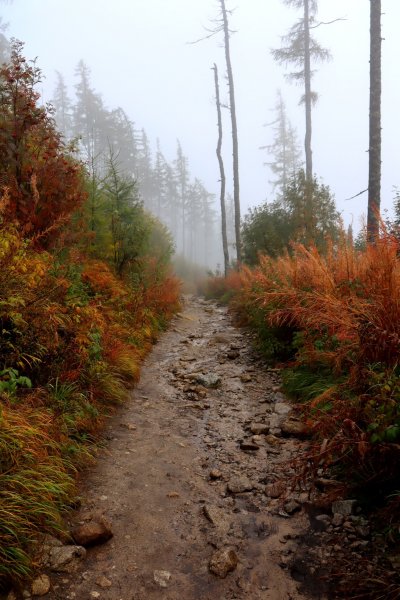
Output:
[[153, 570, 171, 588]]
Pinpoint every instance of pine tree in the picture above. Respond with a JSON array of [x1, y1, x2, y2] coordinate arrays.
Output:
[[261, 90, 302, 197], [107, 107, 138, 180], [73, 60, 109, 168], [52, 71, 73, 139], [174, 140, 190, 257], [135, 128, 155, 211], [272, 0, 331, 182]]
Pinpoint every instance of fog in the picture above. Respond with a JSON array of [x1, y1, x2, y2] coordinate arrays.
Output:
[[3, 0, 399, 265]]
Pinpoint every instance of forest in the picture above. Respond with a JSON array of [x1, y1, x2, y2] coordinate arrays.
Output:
[[0, 0, 399, 598]]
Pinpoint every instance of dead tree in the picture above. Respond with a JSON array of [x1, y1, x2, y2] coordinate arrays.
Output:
[[367, 0, 382, 243], [213, 63, 229, 276]]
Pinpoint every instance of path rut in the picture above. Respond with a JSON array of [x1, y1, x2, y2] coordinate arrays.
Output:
[[45, 296, 324, 600]]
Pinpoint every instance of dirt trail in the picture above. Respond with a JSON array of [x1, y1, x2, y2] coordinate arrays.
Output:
[[46, 296, 324, 600]]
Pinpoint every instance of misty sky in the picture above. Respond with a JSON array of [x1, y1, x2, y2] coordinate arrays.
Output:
[[2, 0, 399, 231]]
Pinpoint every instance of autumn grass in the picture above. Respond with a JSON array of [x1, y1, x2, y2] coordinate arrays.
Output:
[[205, 235, 400, 499], [0, 227, 181, 590], [0, 406, 75, 587]]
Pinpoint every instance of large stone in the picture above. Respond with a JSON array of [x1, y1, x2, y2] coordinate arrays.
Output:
[[274, 403, 292, 416], [195, 373, 221, 388], [153, 570, 171, 588], [71, 517, 113, 547], [281, 418, 308, 438], [48, 545, 86, 573], [250, 422, 269, 435], [265, 481, 286, 499], [209, 547, 238, 578], [96, 576, 112, 589], [265, 434, 282, 446], [203, 505, 231, 535], [227, 476, 254, 494], [284, 500, 301, 515], [239, 440, 259, 452], [31, 575, 51, 597], [332, 499, 357, 516]]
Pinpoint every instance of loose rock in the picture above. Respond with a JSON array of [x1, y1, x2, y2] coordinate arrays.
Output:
[[70, 517, 113, 547], [31, 575, 51, 597], [274, 403, 292, 416], [284, 500, 301, 515], [48, 545, 86, 573], [153, 570, 171, 588], [96, 576, 112, 589], [203, 505, 231, 534], [239, 440, 260, 452], [195, 373, 221, 388], [250, 422, 269, 435], [209, 547, 238, 578], [281, 418, 308, 438], [265, 481, 286, 499], [332, 499, 357, 516], [209, 469, 222, 480], [227, 475, 254, 494]]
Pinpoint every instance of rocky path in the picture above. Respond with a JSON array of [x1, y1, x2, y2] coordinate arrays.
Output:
[[41, 296, 327, 600]]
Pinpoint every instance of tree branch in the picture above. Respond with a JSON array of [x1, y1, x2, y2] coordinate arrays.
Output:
[[344, 188, 368, 201], [310, 17, 347, 29]]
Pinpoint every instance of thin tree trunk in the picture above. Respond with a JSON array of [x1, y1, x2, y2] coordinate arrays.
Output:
[[213, 63, 229, 276], [304, 0, 312, 181], [303, 0, 313, 243], [220, 0, 241, 264], [367, 0, 382, 243]]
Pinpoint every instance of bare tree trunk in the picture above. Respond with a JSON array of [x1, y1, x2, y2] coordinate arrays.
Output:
[[213, 63, 229, 277], [304, 0, 313, 244], [367, 0, 382, 243], [304, 0, 313, 181], [220, 0, 241, 264]]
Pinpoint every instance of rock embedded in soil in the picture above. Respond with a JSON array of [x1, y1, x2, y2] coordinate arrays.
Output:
[[332, 499, 357, 516], [153, 570, 171, 588], [250, 422, 269, 435], [240, 373, 252, 383], [96, 576, 112, 589], [203, 505, 231, 534], [195, 373, 221, 388], [209, 468, 223, 480], [274, 403, 292, 416], [227, 475, 254, 494], [70, 517, 113, 547], [281, 418, 308, 438], [284, 500, 301, 515], [265, 434, 282, 446], [239, 440, 260, 452], [48, 544, 86, 573], [209, 547, 238, 578], [31, 574, 51, 596], [265, 481, 286, 499]]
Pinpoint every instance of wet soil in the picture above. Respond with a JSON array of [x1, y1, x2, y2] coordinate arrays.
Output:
[[46, 296, 326, 600]]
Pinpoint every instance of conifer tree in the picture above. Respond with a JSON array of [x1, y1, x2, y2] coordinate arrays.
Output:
[[52, 71, 73, 139], [272, 0, 330, 182], [261, 91, 302, 197]]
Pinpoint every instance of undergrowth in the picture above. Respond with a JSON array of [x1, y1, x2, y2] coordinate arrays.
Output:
[[0, 43, 181, 590], [205, 234, 400, 506]]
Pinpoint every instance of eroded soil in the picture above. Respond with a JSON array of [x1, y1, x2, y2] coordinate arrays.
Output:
[[45, 296, 326, 600]]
